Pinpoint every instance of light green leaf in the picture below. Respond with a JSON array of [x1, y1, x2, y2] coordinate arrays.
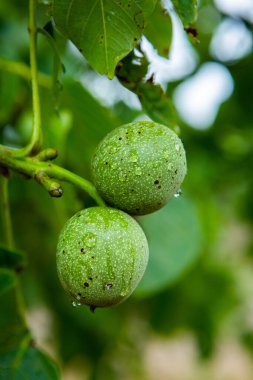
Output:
[[0, 269, 17, 296], [171, 0, 198, 26], [52, 0, 157, 78], [145, 1, 172, 57], [136, 196, 202, 297], [43, 109, 73, 164], [60, 78, 119, 176]]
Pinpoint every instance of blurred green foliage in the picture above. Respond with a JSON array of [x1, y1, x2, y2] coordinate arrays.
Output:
[[0, 0, 253, 379]]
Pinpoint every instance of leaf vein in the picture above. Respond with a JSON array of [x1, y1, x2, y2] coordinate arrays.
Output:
[[111, 0, 134, 20], [100, 0, 109, 74], [80, 0, 99, 44], [111, 1, 138, 35], [66, 0, 75, 32]]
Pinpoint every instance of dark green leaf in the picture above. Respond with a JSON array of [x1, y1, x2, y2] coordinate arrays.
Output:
[[0, 344, 60, 380], [136, 196, 202, 297], [116, 49, 177, 125], [145, 1, 172, 58], [0, 246, 26, 272], [137, 80, 176, 125], [171, 0, 198, 26], [0, 70, 28, 128], [52, 0, 157, 78], [0, 269, 17, 296], [0, 288, 28, 353]]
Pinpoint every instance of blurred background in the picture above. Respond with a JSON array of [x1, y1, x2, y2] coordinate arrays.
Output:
[[0, 0, 253, 379]]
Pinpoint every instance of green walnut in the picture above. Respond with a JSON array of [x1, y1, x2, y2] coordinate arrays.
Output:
[[56, 207, 149, 309], [91, 121, 187, 215]]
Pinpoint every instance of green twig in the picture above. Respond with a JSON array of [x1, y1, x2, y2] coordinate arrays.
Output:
[[28, 0, 42, 154], [12, 0, 43, 158], [0, 57, 51, 88], [0, 176, 14, 249], [0, 150, 106, 207]]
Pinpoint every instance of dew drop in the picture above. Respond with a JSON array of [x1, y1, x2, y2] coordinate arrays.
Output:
[[135, 167, 142, 176], [110, 146, 119, 154], [167, 163, 173, 171], [72, 301, 82, 308], [119, 172, 127, 182], [163, 148, 169, 159], [129, 149, 138, 162], [83, 232, 97, 248], [175, 144, 180, 152], [174, 189, 182, 198]]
